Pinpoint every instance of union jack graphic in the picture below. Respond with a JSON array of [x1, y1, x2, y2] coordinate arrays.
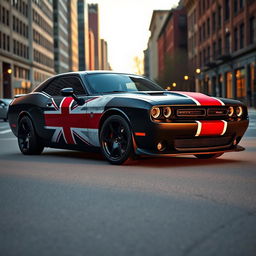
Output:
[[44, 97, 101, 145]]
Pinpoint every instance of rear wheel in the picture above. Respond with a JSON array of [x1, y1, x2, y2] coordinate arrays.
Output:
[[194, 153, 223, 159], [18, 116, 44, 155], [100, 115, 133, 165]]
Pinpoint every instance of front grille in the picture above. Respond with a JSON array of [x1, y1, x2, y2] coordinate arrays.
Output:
[[207, 108, 227, 116], [175, 107, 228, 119], [177, 108, 206, 117], [174, 136, 232, 151]]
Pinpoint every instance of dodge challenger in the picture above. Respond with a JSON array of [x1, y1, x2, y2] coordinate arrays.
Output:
[[8, 71, 249, 164]]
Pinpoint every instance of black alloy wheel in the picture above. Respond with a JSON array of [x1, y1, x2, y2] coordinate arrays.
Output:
[[100, 115, 133, 165], [18, 116, 44, 155], [194, 153, 223, 159]]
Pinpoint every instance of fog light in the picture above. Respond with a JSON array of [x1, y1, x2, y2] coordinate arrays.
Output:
[[157, 141, 166, 151]]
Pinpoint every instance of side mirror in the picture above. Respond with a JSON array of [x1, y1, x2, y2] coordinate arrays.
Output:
[[61, 88, 74, 96], [0, 103, 5, 108], [60, 87, 85, 105]]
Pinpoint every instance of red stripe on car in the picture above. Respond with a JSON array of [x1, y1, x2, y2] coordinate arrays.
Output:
[[175, 91, 224, 106], [195, 120, 227, 136]]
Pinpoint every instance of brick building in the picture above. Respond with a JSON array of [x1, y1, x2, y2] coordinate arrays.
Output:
[[145, 10, 168, 81], [184, 0, 256, 107], [157, 7, 188, 89]]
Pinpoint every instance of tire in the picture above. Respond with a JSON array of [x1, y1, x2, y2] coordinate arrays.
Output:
[[18, 116, 44, 155], [100, 115, 133, 165], [194, 153, 223, 159]]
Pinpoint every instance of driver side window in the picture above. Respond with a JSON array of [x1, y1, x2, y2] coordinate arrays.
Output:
[[43, 76, 86, 96]]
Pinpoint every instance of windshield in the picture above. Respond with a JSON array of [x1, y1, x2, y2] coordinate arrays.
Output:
[[84, 73, 164, 94]]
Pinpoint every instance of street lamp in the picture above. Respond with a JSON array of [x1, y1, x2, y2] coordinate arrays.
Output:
[[7, 68, 12, 74], [196, 68, 201, 74], [184, 75, 189, 80], [172, 82, 176, 87]]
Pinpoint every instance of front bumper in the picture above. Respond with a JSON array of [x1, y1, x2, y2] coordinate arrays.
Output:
[[135, 144, 245, 157], [133, 119, 249, 155]]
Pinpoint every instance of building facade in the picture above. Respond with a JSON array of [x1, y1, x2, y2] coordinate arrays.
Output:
[[77, 0, 89, 71], [184, 0, 256, 107], [88, 29, 95, 70], [0, 0, 55, 98], [147, 10, 169, 81], [68, 0, 79, 72], [88, 4, 101, 70], [157, 7, 188, 90], [100, 39, 110, 70], [53, 0, 69, 74]]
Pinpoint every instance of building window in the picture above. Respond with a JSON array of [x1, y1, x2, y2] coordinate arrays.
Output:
[[207, 18, 210, 37], [225, 0, 230, 20], [203, 22, 206, 40], [217, 5, 222, 28], [225, 32, 230, 54], [202, 0, 205, 12], [207, 46, 210, 62], [236, 69, 246, 100], [226, 72, 232, 98], [212, 12, 216, 32], [234, 0, 238, 14], [213, 41, 216, 59], [240, 23, 244, 49], [3, 33, 6, 50], [249, 17, 256, 44], [239, 0, 244, 9], [218, 38, 222, 56], [234, 27, 238, 51]]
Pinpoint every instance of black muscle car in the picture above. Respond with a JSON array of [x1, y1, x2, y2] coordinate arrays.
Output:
[[8, 71, 249, 164]]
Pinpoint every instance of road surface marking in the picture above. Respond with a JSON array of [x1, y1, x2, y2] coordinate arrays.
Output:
[[248, 122, 256, 127], [0, 129, 12, 134]]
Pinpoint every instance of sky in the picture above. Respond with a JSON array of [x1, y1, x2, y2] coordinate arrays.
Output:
[[88, 0, 180, 73]]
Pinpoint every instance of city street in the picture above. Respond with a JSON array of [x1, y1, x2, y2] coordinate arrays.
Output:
[[0, 110, 255, 256]]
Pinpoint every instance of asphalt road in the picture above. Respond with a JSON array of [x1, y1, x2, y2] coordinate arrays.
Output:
[[0, 110, 256, 256]]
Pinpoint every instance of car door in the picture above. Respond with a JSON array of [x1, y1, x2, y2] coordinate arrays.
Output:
[[42, 75, 91, 147]]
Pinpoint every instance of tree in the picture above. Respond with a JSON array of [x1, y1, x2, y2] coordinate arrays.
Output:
[[133, 56, 144, 75]]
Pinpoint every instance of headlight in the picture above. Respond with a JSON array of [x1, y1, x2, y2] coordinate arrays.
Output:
[[227, 106, 234, 117], [163, 107, 172, 118], [236, 106, 243, 117], [151, 107, 161, 119]]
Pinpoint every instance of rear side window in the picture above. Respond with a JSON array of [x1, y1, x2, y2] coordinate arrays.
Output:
[[43, 76, 86, 96]]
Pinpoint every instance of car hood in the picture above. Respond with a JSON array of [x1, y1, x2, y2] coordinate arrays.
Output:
[[107, 91, 238, 106]]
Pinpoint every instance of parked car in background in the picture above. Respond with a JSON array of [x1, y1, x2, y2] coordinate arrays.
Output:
[[0, 98, 12, 122]]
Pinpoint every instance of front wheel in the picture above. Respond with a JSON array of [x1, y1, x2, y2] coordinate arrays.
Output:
[[18, 116, 44, 155], [194, 153, 223, 159], [100, 115, 133, 165]]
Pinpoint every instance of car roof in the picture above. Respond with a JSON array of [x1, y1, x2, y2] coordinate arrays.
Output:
[[53, 70, 141, 77]]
